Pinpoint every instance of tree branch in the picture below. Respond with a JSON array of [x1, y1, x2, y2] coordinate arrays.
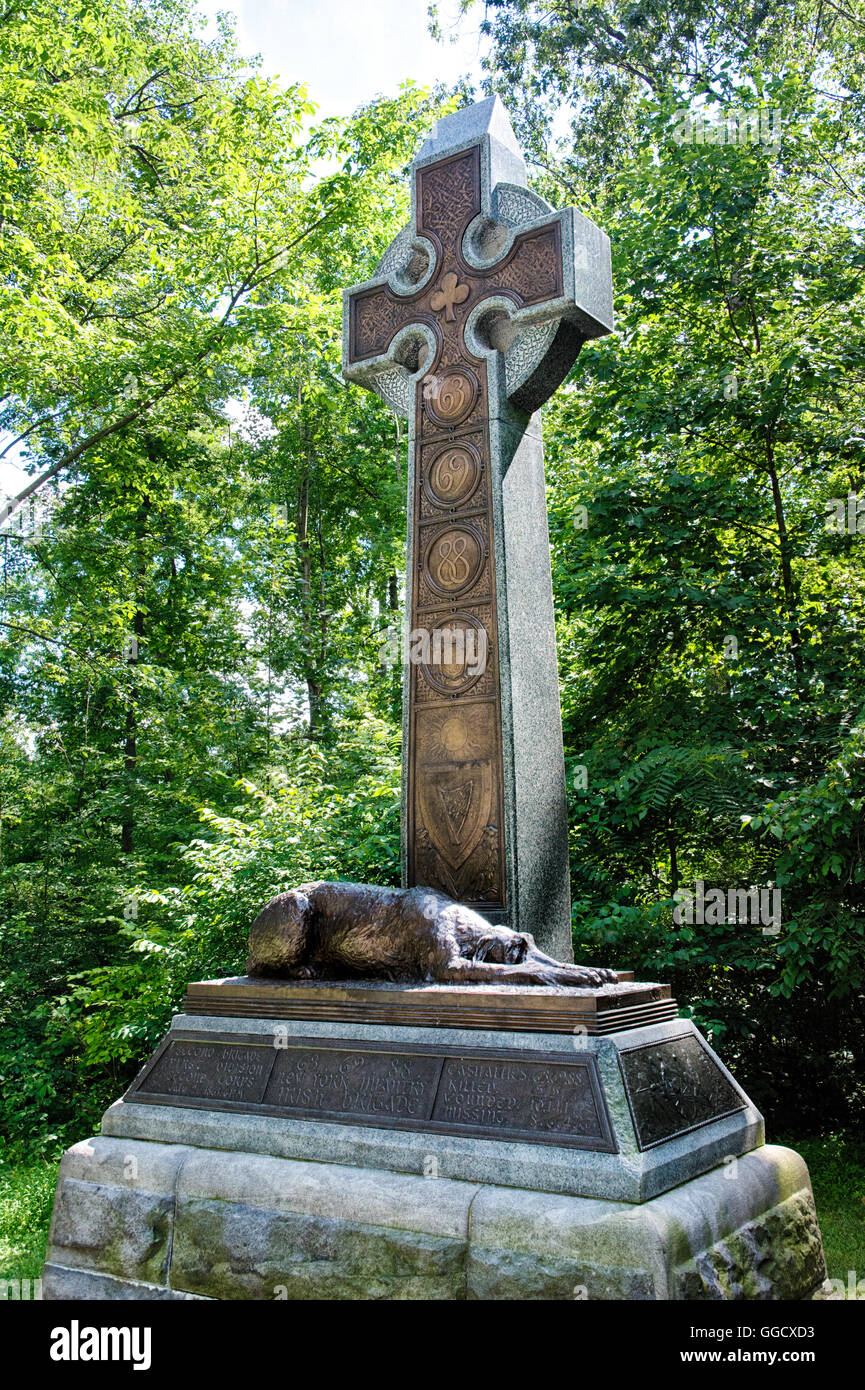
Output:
[[0, 211, 340, 524]]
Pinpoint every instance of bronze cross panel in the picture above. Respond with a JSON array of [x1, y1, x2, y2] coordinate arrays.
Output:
[[346, 146, 564, 376], [343, 141, 588, 915]]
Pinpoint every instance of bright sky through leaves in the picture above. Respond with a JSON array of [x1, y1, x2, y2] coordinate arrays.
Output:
[[0, 0, 482, 499], [195, 0, 482, 116]]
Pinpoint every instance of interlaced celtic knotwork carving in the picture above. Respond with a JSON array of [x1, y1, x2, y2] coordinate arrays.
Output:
[[418, 151, 480, 250], [494, 184, 551, 228], [504, 320, 558, 396], [374, 368, 414, 417], [375, 226, 414, 278], [352, 287, 410, 361], [495, 227, 562, 304]]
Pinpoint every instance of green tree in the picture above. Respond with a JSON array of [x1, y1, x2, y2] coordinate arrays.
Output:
[[0, 0, 451, 1156], [466, 0, 865, 1127]]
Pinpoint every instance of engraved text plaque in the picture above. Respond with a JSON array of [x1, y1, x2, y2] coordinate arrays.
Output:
[[126, 1032, 617, 1152]]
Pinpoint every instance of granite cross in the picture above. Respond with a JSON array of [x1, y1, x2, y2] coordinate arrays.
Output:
[[342, 98, 613, 958]]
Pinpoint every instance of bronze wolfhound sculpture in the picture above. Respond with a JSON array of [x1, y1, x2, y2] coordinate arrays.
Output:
[[247, 881, 617, 988]]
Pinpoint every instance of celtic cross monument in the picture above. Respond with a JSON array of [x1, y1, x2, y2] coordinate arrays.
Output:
[[39, 98, 825, 1308], [343, 97, 613, 957]]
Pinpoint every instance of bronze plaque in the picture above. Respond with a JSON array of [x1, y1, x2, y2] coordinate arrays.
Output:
[[138, 1040, 275, 1105], [264, 1046, 442, 1122], [431, 1055, 610, 1144], [423, 368, 479, 427], [423, 442, 483, 511], [423, 523, 486, 599], [126, 1032, 617, 1152], [418, 759, 494, 872], [418, 614, 487, 698], [618, 1033, 747, 1150]]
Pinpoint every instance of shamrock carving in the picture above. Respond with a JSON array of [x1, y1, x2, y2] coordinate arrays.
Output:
[[431, 271, 470, 322]]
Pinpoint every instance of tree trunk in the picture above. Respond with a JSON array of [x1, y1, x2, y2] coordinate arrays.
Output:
[[764, 433, 805, 698], [120, 608, 144, 855], [667, 828, 679, 897]]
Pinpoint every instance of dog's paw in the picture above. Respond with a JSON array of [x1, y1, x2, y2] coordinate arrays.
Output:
[[567, 966, 618, 987]]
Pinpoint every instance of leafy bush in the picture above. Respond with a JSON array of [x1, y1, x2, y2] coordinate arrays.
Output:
[[570, 723, 865, 1132], [0, 716, 400, 1157]]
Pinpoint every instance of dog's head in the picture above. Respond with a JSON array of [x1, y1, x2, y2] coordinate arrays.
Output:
[[473, 931, 530, 965]]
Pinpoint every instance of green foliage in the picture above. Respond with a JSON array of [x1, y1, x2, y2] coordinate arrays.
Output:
[[0, 0, 442, 1158], [0, 0, 863, 1161], [787, 1134, 865, 1291], [474, 2, 865, 1126], [0, 1158, 57, 1282], [2, 714, 400, 1153]]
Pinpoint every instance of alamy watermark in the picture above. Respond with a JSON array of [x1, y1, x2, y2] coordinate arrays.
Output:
[[0, 1277, 42, 1300], [824, 1270, 865, 1299], [0, 490, 57, 537], [377, 624, 487, 677], [825, 494, 865, 534], [50, 1322, 151, 1369], [674, 879, 781, 934], [672, 108, 783, 154]]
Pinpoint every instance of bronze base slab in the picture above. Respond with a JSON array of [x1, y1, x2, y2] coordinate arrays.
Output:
[[183, 974, 676, 1035]]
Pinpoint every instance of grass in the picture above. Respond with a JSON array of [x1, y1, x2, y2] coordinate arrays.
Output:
[[0, 1156, 58, 1287], [783, 1133, 865, 1297], [0, 1134, 863, 1297]]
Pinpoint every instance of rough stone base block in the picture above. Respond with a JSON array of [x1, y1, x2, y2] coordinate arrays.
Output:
[[41, 1265, 209, 1300], [468, 1153, 825, 1301], [100, 1014, 767, 1204], [43, 1140, 825, 1301]]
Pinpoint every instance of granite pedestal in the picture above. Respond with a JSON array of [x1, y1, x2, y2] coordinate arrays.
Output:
[[42, 980, 826, 1301]]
